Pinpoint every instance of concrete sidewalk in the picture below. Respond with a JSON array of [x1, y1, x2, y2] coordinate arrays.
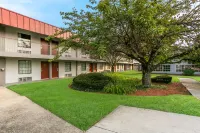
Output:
[[87, 106, 200, 133], [0, 87, 83, 133], [180, 78, 200, 99]]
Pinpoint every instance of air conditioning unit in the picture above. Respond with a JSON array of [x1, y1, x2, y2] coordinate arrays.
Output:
[[65, 74, 72, 77], [18, 77, 32, 82], [18, 50, 31, 54], [65, 54, 72, 57]]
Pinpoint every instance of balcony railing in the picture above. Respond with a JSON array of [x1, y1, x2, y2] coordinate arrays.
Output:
[[0, 36, 95, 61]]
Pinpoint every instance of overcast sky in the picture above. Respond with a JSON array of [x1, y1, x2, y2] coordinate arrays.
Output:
[[0, 0, 92, 27]]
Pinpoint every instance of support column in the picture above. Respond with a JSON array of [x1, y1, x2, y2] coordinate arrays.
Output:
[[49, 41, 52, 55], [49, 62, 52, 79]]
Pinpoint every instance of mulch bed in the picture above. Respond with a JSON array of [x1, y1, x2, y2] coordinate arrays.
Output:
[[131, 83, 191, 96]]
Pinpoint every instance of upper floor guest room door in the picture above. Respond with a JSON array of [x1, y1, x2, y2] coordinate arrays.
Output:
[[51, 41, 58, 55], [41, 38, 49, 55]]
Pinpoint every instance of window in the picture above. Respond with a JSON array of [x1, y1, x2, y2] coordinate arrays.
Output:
[[81, 49, 87, 55], [107, 64, 111, 69], [163, 65, 170, 72], [126, 65, 130, 70], [154, 65, 170, 72], [18, 33, 31, 48], [117, 64, 120, 69], [65, 62, 71, 72], [81, 62, 86, 71], [176, 65, 198, 72], [99, 63, 103, 70], [18, 60, 32, 74]]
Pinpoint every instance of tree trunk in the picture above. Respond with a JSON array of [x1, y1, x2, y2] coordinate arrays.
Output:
[[142, 70, 151, 88], [111, 65, 115, 72]]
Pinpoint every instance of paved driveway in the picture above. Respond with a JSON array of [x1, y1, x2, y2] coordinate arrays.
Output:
[[0, 87, 82, 133], [87, 106, 200, 133]]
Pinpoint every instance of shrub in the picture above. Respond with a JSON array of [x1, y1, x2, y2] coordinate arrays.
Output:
[[104, 73, 141, 95], [151, 75, 172, 83], [101, 70, 111, 74], [72, 73, 111, 92], [183, 68, 195, 76]]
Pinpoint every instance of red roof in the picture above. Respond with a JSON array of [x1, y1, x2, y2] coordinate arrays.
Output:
[[0, 7, 69, 38]]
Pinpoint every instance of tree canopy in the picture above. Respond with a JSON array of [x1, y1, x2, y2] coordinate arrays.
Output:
[[49, 0, 200, 87]]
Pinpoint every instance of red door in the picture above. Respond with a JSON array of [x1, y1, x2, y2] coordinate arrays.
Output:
[[41, 38, 49, 55], [89, 63, 93, 72], [41, 62, 49, 79], [52, 41, 58, 55], [93, 63, 97, 72], [52, 62, 59, 78]]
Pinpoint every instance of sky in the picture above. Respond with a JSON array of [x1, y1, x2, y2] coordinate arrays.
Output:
[[0, 0, 92, 27]]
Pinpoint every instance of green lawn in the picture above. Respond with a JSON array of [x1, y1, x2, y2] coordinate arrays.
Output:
[[8, 72, 200, 131], [118, 70, 200, 82]]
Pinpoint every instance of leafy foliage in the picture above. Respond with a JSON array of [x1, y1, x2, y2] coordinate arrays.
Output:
[[72, 73, 111, 92], [183, 68, 195, 76], [104, 73, 141, 95], [49, 0, 200, 87]]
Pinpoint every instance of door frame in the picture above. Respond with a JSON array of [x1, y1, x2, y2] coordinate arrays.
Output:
[[89, 63, 93, 72], [0, 58, 6, 86], [41, 61, 50, 79], [93, 63, 97, 72], [52, 62, 59, 78]]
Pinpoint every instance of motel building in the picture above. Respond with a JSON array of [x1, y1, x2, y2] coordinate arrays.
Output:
[[133, 61, 200, 75], [0, 7, 134, 86]]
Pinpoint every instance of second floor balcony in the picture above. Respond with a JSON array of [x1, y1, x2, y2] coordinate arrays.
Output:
[[0, 36, 94, 61]]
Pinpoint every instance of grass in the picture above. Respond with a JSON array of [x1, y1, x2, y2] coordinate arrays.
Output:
[[118, 70, 200, 82], [8, 71, 200, 131]]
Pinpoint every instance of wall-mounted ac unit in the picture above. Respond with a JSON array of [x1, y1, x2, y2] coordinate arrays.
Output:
[[65, 54, 72, 57], [65, 74, 72, 77], [17, 50, 31, 54], [18, 77, 32, 82]]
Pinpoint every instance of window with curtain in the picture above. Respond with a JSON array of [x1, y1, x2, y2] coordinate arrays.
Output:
[[65, 62, 71, 72], [81, 62, 86, 71], [18, 60, 32, 74]]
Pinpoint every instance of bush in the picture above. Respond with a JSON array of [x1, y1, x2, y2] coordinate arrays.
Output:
[[72, 73, 112, 92], [183, 68, 195, 76], [151, 75, 172, 84], [104, 73, 140, 95]]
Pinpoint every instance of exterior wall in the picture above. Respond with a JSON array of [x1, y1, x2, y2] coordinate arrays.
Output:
[[4, 26, 42, 55], [59, 61, 77, 78], [5, 58, 41, 84], [77, 61, 90, 75], [97, 63, 105, 72], [141, 62, 200, 75], [0, 58, 5, 85]]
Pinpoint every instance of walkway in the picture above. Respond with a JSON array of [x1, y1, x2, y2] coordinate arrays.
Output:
[[87, 106, 200, 133], [180, 78, 200, 99], [0, 87, 83, 133]]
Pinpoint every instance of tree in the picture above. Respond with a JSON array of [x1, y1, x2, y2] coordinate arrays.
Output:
[[87, 43, 124, 72], [50, 0, 200, 87]]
